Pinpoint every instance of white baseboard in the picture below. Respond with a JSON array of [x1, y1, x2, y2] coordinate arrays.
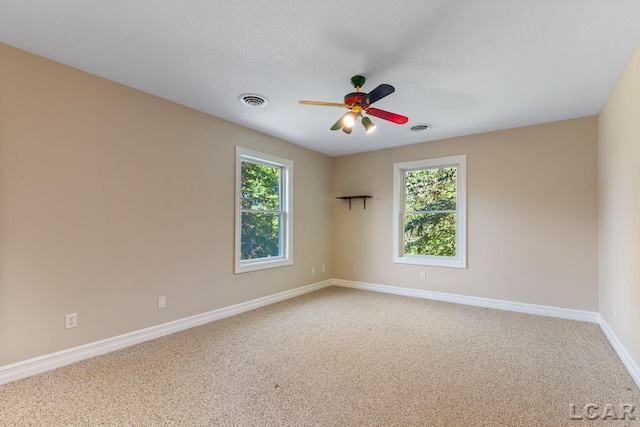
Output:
[[331, 279, 640, 390], [0, 279, 332, 385], [598, 316, 640, 389], [331, 279, 600, 323], [4, 278, 638, 393]]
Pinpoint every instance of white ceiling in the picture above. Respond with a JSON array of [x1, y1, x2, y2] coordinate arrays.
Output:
[[1, 1, 639, 156]]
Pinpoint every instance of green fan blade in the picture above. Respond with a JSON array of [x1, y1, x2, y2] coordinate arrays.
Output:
[[331, 114, 347, 130]]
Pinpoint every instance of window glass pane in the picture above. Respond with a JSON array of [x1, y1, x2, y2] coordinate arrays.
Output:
[[404, 167, 457, 212], [241, 161, 281, 210], [404, 212, 456, 257], [241, 212, 281, 260]]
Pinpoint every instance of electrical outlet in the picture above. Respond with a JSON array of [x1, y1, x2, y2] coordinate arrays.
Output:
[[158, 296, 166, 309], [322, 265, 326, 273], [311, 267, 316, 275], [420, 272, 426, 280], [65, 313, 77, 329]]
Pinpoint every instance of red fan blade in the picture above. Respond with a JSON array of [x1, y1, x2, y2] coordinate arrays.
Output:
[[365, 107, 409, 124]]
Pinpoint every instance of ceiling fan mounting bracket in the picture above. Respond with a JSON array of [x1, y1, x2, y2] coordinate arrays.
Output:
[[350, 75, 366, 90]]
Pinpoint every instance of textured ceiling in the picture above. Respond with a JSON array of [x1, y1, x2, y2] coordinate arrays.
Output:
[[1, 0, 640, 156]]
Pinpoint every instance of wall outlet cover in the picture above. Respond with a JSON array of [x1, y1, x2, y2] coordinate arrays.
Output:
[[65, 313, 77, 329]]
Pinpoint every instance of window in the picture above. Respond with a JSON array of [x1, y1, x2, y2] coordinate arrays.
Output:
[[235, 147, 293, 273], [393, 155, 466, 268]]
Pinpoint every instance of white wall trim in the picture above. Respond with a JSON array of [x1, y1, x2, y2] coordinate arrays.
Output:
[[332, 279, 640, 390], [598, 315, 640, 389], [0, 279, 331, 385], [392, 154, 467, 269], [331, 279, 600, 323], [5, 278, 638, 392], [235, 146, 294, 274]]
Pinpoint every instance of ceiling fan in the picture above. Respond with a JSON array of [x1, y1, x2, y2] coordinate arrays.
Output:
[[299, 75, 409, 134]]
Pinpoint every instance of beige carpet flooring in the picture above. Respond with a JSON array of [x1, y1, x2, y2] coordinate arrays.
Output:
[[0, 286, 638, 426]]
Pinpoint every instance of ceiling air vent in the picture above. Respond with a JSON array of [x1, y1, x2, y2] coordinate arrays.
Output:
[[410, 124, 432, 132], [239, 94, 268, 107]]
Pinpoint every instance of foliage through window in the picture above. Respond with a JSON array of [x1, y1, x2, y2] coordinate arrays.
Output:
[[403, 167, 457, 256], [241, 161, 281, 260], [235, 147, 292, 273], [393, 155, 466, 268]]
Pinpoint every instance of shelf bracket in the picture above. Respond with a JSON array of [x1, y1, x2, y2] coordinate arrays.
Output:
[[336, 195, 372, 210]]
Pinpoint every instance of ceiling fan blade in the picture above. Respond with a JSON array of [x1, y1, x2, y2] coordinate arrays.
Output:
[[300, 100, 348, 107], [331, 114, 347, 130], [359, 84, 395, 108], [365, 107, 409, 124]]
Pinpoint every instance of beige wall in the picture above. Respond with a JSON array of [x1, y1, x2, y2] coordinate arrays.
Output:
[[598, 45, 640, 367], [0, 41, 608, 369], [332, 117, 599, 311], [0, 43, 333, 366]]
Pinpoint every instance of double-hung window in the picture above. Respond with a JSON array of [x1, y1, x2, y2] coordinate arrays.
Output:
[[235, 147, 293, 273], [393, 155, 466, 268]]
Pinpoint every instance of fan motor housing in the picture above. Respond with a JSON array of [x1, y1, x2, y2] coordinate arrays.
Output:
[[344, 92, 364, 106]]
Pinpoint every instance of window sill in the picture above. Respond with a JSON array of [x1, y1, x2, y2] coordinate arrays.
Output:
[[393, 255, 466, 269], [235, 257, 293, 274]]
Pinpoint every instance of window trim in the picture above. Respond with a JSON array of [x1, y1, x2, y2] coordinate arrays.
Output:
[[235, 147, 293, 274], [392, 155, 467, 269]]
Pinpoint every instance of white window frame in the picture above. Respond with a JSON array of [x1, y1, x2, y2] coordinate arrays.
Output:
[[235, 147, 293, 274], [392, 155, 467, 269]]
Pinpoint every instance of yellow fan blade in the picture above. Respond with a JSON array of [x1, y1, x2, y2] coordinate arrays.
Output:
[[299, 100, 348, 108]]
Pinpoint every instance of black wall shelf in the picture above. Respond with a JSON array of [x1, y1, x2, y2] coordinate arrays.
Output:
[[336, 195, 372, 210]]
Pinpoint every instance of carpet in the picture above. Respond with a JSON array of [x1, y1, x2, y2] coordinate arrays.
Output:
[[0, 286, 638, 426]]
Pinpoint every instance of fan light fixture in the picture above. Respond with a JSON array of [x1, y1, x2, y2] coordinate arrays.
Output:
[[361, 116, 376, 133], [343, 112, 357, 128]]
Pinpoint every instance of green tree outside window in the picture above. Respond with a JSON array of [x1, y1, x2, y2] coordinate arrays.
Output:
[[403, 167, 457, 257], [240, 161, 282, 260]]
